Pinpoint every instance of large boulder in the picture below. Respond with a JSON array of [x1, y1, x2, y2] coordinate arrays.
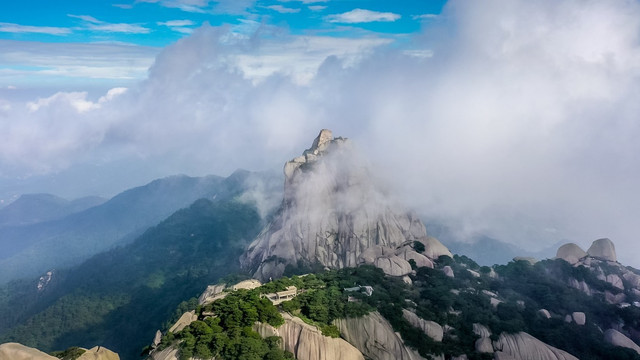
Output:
[[587, 238, 617, 262], [395, 247, 434, 269], [416, 237, 452, 259], [402, 309, 443, 342], [556, 243, 587, 265], [604, 329, 640, 354], [335, 311, 424, 360], [473, 323, 493, 354], [0, 343, 57, 360], [571, 312, 586, 326], [493, 332, 579, 360], [253, 313, 365, 360], [374, 255, 413, 277]]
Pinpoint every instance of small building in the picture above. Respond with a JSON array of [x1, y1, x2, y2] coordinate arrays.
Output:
[[344, 285, 373, 297], [262, 286, 298, 305]]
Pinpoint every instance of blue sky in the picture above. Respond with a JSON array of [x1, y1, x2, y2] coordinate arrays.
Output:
[[0, 0, 446, 90]]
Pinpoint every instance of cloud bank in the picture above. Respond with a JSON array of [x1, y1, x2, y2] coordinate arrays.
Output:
[[2, 0, 640, 264]]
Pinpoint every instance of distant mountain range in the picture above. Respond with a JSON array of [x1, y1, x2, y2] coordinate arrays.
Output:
[[0, 169, 281, 284], [0, 194, 106, 227]]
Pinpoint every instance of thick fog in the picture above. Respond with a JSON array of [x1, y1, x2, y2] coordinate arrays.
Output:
[[1, 0, 640, 264]]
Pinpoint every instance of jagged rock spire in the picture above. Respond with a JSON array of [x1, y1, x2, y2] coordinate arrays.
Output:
[[241, 129, 450, 281]]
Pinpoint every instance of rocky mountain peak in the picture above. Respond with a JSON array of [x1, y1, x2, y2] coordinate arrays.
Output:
[[587, 238, 617, 262], [241, 130, 450, 281]]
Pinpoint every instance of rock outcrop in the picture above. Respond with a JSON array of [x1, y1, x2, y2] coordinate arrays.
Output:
[[587, 238, 617, 262], [149, 347, 179, 360], [443, 266, 454, 278], [571, 312, 586, 326], [168, 311, 197, 333], [493, 332, 579, 360], [556, 243, 587, 265], [253, 313, 365, 360], [335, 311, 425, 360], [241, 130, 451, 281], [77, 346, 120, 360], [402, 309, 443, 342], [198, 283, 226, 305], [604, 329, 640, 354], [538, 309, 551, 319], [0, 343, 57, 360], [473, 324, 493, 354]]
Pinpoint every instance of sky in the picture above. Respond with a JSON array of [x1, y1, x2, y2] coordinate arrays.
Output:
[[2, 0, 640, 265]]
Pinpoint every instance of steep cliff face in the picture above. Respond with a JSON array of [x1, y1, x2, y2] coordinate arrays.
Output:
[[334, 311, 426, 360], [253, 313, 365, 360], [241, 129, 450, 281]]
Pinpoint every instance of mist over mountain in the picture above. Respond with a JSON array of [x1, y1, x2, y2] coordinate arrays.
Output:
[[0, 170, 281, 284], [0, 194, 105, 227]]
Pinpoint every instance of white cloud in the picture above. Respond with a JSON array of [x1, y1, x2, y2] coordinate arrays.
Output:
[[279, 0, 328, 3], [412, 14, 438, 20], [308, 5, 327, 11], [87, 23, 150, 33], [326, 9, 401, 23], [157, 20, 195, 27], [0, 23, 71, 35], [4, 0, 640, 268], [68, 14, 151, 34], [137, 0, 211, 12], [267, 5, 301, 14], [0, 40, 158, 85]]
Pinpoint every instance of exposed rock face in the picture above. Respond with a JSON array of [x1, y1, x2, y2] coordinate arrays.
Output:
[[443, 266, 454, 278], [198, 283, 226, 305], [241, 130, 450, 281], [253, 313, 365, 360], [153, 330, 162, 348], [149, 347, 179, 360], [604, 329, 640, 354], [0, 343, 58, 360], [0, 343, 119, 360], [374, 255, 413, 276], [538, 309, 551, 319], [396, 247, 434, 269], [568, 278, 593, 296], [473, 324, 493, 353], [418, 237, 452, 259], [77, 346, 120, 360], [335, 311, 424, 360], [493, 332, 579, 360], [402, 309, 443, 342], [556, 243, 587, 265], [571, 312, 586, 326], [587, 238, 617, 262], [606, 274, 624, 290], [605, 291, 626, 304], [168, 311, 197, 333]]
